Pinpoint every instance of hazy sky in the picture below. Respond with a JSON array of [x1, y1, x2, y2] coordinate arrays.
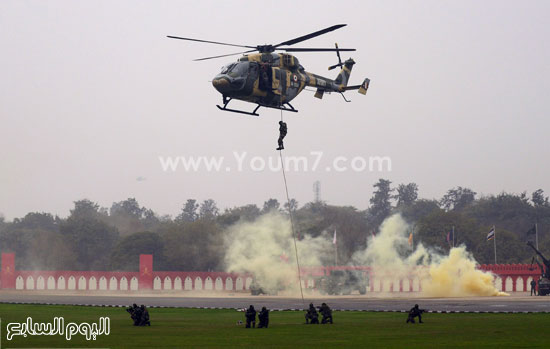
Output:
[[1, 0, 549, 220]]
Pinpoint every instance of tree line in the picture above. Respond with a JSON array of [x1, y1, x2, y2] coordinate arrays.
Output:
[[0, 180, 549, 271]]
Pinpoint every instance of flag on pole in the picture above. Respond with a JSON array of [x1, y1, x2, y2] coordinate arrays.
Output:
[[408, 232, 413, 246], [486, 227, 495, 241], [332, 230, 337, 245]]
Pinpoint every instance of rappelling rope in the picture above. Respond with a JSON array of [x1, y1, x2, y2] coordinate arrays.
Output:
[[278, 96, 305, 307]]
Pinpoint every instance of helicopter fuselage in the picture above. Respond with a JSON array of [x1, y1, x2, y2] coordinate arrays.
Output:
[[212, 53, 347, 108], [169, 23, 370, 115]]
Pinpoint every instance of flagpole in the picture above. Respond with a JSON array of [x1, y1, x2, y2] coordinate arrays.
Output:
[[411, 224, 415, 250], [493, 225, 497, 264], [452, 226, 455, 248], [333, 230, 338, 266], [453, 226, 458, 244], [335, 241, 338, 266], [535, 223, 538, 250]]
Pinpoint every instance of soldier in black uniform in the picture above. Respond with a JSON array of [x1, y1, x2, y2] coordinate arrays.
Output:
[[305, 303, 319, 324], [139, 305, 151, 326], [258, 307, 269, 328], [126, 303, 141, 326], [245, 305, 257, 328], [531, 279, 538, 296], [319, 303, 333, 324], [276, 121, 287, 150], [406, 304, 424, 323]]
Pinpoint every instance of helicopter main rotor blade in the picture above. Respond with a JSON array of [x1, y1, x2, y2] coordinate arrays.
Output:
[[167, 35, 255, 49], [193, 49, 257, 61], [279, 47, 355, 52], [327, 43, 344, 70], [274, 24, 347, 48]]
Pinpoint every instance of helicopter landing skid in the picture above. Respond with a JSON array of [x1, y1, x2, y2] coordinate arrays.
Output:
[[217, 97, 298, 116], [216, 104, 261, 116], [217, 96, 260, 116]]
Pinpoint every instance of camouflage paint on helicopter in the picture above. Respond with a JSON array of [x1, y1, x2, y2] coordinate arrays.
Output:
[[169, 24, 370, 115], [212, 52, 369, 110]]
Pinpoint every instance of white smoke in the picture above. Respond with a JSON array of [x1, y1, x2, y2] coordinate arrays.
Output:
[[224, 212, 332, 295]]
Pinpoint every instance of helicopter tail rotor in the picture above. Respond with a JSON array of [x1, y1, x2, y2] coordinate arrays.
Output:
[[328, 43, 343, 70]]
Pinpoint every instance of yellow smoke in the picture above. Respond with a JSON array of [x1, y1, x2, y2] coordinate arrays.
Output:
[[354, 214, 508, 297], [423, 247, 508, 297]]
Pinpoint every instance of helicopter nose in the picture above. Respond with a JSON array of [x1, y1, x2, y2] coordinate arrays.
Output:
[[212, 76, 232, 93]]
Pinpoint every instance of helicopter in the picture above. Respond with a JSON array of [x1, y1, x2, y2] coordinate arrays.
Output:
[[168, 24, 370, 116]]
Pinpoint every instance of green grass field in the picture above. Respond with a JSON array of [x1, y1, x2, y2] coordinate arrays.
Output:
[[0, 304, 549, 348]]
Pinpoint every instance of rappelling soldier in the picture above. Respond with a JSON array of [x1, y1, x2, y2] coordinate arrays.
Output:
[[276, 121, 287, 150]]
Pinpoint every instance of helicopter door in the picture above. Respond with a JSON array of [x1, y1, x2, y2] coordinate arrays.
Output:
[[272, 67, 287, 97], [247, 62, 259, 92], [257, 63, 271, 91], [271, 67, 280, 95], [279, 69, 287, 96]]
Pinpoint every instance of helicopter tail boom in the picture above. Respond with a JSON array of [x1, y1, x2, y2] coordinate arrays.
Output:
[[344, 78, 370, 95]]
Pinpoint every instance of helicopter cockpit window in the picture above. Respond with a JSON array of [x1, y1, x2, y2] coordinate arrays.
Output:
[[227, 62, 249, 77], [220, 63, 236, 74]]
